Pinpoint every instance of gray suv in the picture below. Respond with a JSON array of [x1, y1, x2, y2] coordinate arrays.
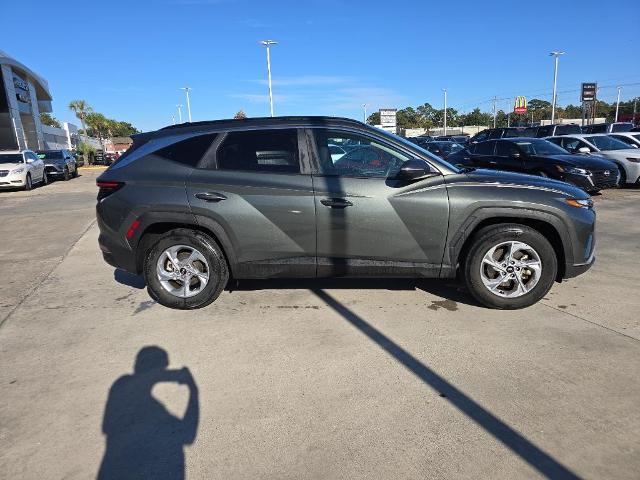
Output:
[[36, 149, 78, 180], [96, 117, 596, 310]]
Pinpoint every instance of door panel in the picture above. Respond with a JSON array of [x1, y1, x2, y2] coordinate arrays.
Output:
[[187, 128, 316, 278], [308, 128, 449, 277]]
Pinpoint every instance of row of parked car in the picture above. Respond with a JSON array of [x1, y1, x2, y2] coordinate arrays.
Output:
[[0, 149, 80, 191], [407, 122, 640, 194]]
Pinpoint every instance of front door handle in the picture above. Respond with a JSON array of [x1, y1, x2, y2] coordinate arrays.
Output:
[[320, 197, 353, 208], [195, 192, 227, 202]]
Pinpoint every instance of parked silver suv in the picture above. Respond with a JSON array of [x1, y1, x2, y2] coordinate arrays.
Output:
[[36, 149, 78, 181]]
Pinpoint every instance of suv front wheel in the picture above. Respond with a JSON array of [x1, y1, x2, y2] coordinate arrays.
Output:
[[463, 224, 557, 309], [144, 229, 229, 309]]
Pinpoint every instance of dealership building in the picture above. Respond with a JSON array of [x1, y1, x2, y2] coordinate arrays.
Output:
[[0, 50, 53, 150]]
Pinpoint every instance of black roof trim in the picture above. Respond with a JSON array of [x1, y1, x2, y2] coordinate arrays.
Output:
[[133, 116, 367, 142]]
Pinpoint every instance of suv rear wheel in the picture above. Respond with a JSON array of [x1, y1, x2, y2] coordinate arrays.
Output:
[[144, 229, 229, 309], [463, 224, 557, 309]]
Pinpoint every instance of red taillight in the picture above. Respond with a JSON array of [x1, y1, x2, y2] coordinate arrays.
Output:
[[126, 219, 141, 239], [97, 181, 123, 200]]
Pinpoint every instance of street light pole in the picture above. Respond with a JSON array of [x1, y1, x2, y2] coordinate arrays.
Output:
[[362, 104, 368, 123], [181, 87, 192, 122], [550, 51, 565, 124], [172, 114, 176, 125], [615, 86, 622, 122], [260, 40, 277, 117], [443, 89, 447, 135], [493, 96, 497, 128], [176, 104, 183, 123]]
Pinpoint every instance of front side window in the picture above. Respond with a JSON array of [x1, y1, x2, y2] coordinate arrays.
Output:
[[217, 129, 299, 173], [514, 139, 568, 156], [555, 124, 581, 135], [611, 135, 637, 147], [473, 131, 490, 142], [536, 126, 553, 137], [314, 129, 410, 178], [488, 129, 503, 139], [495, 141, 520, 157]]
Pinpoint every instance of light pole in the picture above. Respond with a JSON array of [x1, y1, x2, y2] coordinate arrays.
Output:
[[550, 51, 565, 124], [180, 87, 192, 122], [443, 89, 447, 135], [172, 114, 176, 125], [492, 96, 497, 128], [362, 104, 368, 123], [260, 40, 277, 117], [615, 86, 622, 122], [176, 104, 183, 123]]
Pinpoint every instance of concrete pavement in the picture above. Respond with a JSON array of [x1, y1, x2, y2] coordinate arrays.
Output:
[[0, 172, 639, 479]]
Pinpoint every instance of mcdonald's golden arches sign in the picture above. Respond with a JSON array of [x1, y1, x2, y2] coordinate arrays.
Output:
[[514, 96, 527, 114]]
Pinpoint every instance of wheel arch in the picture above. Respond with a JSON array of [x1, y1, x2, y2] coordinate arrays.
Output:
[[134, 216, 237, 277], [447, 209, 570, 281]]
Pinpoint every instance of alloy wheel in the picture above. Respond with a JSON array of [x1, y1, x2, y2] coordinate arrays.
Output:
[[156, 245, 210, 298], [480, 241, 542, 298]]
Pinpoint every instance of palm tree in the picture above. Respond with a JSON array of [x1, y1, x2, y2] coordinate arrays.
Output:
[[68, 100, 92, 142]]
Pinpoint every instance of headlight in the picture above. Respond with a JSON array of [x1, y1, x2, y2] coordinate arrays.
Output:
[[10, 167, 24, 174], [557, 165, 589, 175], [566, 198, 593, 209]]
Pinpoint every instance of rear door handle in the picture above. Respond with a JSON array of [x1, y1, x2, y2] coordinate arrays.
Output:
[[320, 197, 353, 208], [195, 192, 227, 202]]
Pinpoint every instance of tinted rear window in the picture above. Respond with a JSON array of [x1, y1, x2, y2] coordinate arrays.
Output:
[[611, 123, 633, 132], [154, 134, 217, 167]]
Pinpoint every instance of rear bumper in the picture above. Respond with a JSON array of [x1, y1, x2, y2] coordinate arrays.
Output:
[[97, 212, 138, 273]]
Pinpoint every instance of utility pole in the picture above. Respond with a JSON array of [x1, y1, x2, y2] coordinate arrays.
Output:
[[362, 104, 368, 123], [180, 87, 192, 122], [633, 98, 637, 126], [492, 96, 497, 128], [172, 114, 176, 125], [549, 51, 565, 124], [443, 89, 448, 135], [615, 86, 622, 122], [260, 40, 277, 117], [176, 104, 183, 123]]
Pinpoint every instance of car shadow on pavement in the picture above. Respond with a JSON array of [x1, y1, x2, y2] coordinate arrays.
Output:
[[233, 278, 480, 308], [114, 269, 146, 289], [97, 346, 199, 480], [312, 289, 580, 480]]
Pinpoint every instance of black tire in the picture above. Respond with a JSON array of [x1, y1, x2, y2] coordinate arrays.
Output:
[[618, 167, 627, 188], [72, 165, 78, 178], [63, 167, 70, 181], [41, 171, 48, 186], [463, 223, 558, 309], [24, 174, 32, 191], [144, 229, 229, 309]]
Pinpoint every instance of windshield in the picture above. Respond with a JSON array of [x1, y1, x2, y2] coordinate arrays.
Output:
[[586, 135, 631, 151], [0, 153, 24, 165], [514, 139, 569, 156], [36, 151, 63, 160], [376, 128, 461, 172]]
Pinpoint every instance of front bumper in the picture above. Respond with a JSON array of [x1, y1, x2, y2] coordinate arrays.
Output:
[[562, 171, 618, 191], [44, 164, 65, 176], [565, 254, 595, 279], [0, 172, 27, 188]]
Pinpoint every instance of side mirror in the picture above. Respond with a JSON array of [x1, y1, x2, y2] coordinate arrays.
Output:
[[578, 147, 591, 154], [398, 159, 437, 181]]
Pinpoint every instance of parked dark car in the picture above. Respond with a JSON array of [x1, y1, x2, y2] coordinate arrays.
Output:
[[434, 135, 469, 144], [448, 138, 618, 193], [97, 116, 596, 310], [423, 141, 464, 160], [582, 122, 634, 134], [35, 149, 78, 180], [469, 127, 528, 143], [523, 124, 582, 138], [407, 136, 433, 146]]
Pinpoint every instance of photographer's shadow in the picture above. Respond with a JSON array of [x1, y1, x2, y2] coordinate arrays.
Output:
[[98, 346, 199, 480]]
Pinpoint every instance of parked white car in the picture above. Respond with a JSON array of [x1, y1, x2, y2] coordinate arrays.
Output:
[[0, 150, 47, 190], [546, 134, 640, 185], [609, 132, 640, 149]]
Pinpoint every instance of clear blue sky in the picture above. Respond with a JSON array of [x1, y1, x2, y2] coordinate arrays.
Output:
[[2, 0, 639, 132]]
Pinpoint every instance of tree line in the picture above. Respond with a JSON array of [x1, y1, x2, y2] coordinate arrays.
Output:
[[367, 97, 640, 129], [39, 100, 139, 138]]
